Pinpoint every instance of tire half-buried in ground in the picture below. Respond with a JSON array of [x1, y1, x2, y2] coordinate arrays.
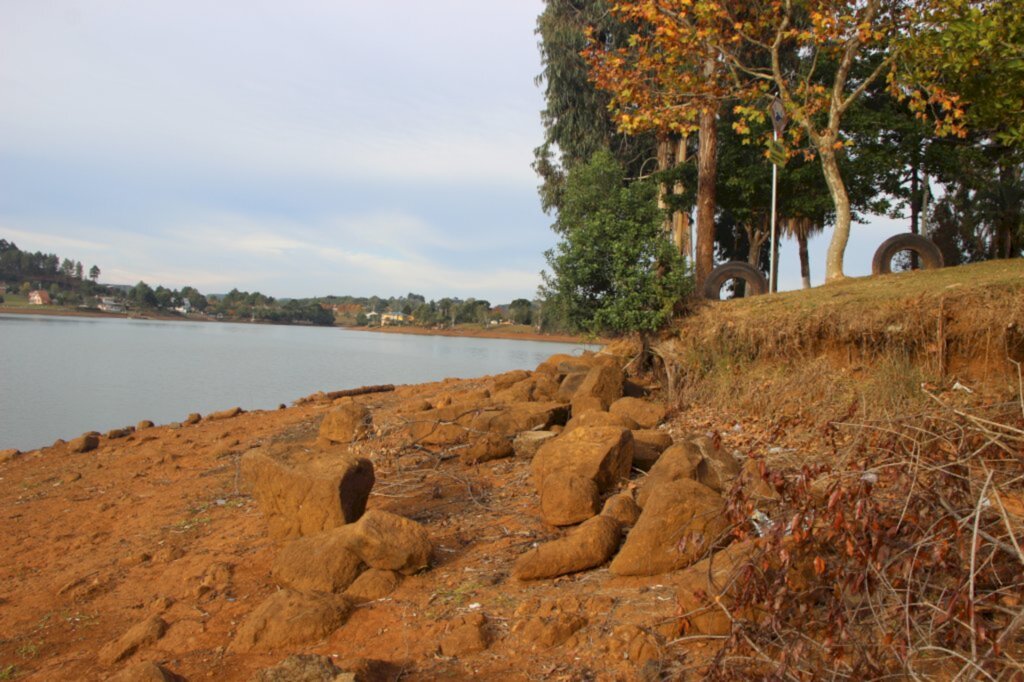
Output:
[[703, 261, 769, 300], [871, 233, 944, 275]]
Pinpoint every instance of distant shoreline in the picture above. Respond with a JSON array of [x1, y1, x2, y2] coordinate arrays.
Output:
[[350, 324, 601, 345], [0, 306, 602, 345]]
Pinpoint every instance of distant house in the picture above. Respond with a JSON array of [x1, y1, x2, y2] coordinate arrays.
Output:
[[381, 311, 413, 326], [28, 290, 51, 305], [175, 297, 192, 314], [98, 296, 125, 313]]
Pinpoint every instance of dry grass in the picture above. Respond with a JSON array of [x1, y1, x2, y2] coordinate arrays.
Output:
[[655, 260, 1024, 429]]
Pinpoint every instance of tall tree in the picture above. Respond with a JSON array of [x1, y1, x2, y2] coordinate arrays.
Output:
[[585, 0, 956, 282], [534, 0, 655, 213]]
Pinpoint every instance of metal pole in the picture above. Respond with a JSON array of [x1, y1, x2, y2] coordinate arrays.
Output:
[[769, 128, 778, 293]]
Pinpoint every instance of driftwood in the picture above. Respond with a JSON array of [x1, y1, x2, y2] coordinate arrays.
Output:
[[294, 384, 396, 405]]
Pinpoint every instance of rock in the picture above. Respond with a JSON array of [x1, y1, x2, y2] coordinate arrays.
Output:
[[540, 474, 600, 526], [252, 654, 343, 682], [467, 401, 569, 436], [68, 434, 100, 453], [98, 615, 167, 666], [570, 364, 623, 414], [272, 532, 363, 593], [490, 369, 533, 392], [439, 613, 489, 657], [740, 458, 780, 502], [406, 419, 469, 447], [609, 397, 667, 429], [531, 374, 561, 401], [675, 539, 758, 635], [691, 435, 742, 493], [491, 377, 537, 404], [636, 442, 704, 508], [208, 406, 243, 420], [241, 445, 374, 539], [535, 353, 592, 377], [106, 427, 134, 440], [556, 372, 588, 402], [460, 433, 513, 465], [514, 613, 587, 649], [564, 410, 639, 433], [136, 420, 154, 430], [513, 515, 623, 580], [230, 589, 352, 653], [0, 448, 21, 464], [183, 413, 202, 425], [344, 569, 402, 603], [610, 479, 729, 576], [108, 661, 182, 682], [512, 431, 557, 459], [631, 430, 674, 471], [341, 509, 431, 574], [601, 493, 641, 527], [531, 426, 634, 493], [320, 400, 372, 444]]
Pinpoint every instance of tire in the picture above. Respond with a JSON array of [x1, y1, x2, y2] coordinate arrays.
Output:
[[703, 261, 769, 300], [871, 234, 944, 275]]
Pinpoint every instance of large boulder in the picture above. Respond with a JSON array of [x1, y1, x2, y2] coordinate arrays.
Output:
[[272, 532, 363, 593], [108, 662, 182, 682], [489, 369, 532, 393], [631, 430, 674, 471], [636, 441, 704, 508], [535, 353, 593, 377], [460, 433, 514, 465], [540, 474, 600, 526], [68, 433, 100, 454], [513, 515, 623, 580], [570, 364, 624, 414], [609, 397, 667, 429], [675, 540, 758, 635], [531, 426, 634, 493], [512, 431, 557, 459], [230, 589, 352, 653], [563, 410, 638, 433], [319, 400, 372, 444], [611, 479, 729, 576], [344, 569, 402, 603], [340, 509, 431, 575], [690, 435, 742, 493], [252, 654, 345, 682], [601, 493, 641, 527], [556, 372, 588, 402], [241, 445, 374, 540], [467, 402, 569, 436]]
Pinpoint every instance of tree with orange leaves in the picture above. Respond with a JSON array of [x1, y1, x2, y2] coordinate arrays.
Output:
[[585, 0, 960, 283]]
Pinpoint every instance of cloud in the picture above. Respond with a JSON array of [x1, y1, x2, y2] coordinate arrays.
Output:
[[0, 225, 111, 254]]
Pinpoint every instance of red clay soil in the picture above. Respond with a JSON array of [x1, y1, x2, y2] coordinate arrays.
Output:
[[0, 365, 778, 682]]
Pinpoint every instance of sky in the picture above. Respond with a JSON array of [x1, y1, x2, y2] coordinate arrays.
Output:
[[0, 1, 913, 303]]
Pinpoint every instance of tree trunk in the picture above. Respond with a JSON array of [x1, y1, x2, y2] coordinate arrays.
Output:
[[696, 103, 719, 290], [909, 158, 921, 269], [672, 136, 691, 261], [657, 138, 672, 235], [798, 228, 811, 289], [819, 144, 851, 282]]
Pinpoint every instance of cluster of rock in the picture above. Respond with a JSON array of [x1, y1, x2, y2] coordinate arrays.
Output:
[[232, 424, 433, 654]]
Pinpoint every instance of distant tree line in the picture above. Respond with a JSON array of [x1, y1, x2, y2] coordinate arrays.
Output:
[[0, 239, 107, 306]]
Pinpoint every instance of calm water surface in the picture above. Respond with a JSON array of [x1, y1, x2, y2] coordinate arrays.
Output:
[[0, 314, 591, 451]]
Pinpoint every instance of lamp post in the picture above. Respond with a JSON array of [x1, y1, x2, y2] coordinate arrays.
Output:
[[769, 97, 787, 293]]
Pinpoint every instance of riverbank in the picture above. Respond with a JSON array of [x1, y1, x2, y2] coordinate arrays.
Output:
[[2, 263, 1021, 680]]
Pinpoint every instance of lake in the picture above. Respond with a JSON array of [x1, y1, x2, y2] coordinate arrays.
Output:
[[0, 314, 591, 452]]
